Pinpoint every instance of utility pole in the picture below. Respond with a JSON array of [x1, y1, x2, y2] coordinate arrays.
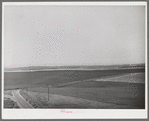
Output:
[[47, 82, 49, 102], [48, 86, 49, 102]]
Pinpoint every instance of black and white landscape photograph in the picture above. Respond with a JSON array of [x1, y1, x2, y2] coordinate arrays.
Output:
[[2, 2, 147, 118]]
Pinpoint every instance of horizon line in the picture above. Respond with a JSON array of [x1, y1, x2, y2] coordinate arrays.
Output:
[[4, 63, 145, 69]]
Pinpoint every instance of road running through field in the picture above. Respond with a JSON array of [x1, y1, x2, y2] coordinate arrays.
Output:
[[4, 95, 16, 102], [4, 72, 144, 108], [12, 90, 33, 108], [4, 90, 33, 108]]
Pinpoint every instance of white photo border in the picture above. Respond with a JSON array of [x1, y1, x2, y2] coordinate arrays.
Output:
[[2, 2, 148, 119]]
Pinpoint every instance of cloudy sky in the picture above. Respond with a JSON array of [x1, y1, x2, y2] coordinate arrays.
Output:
[[4, 5, 145, 67]]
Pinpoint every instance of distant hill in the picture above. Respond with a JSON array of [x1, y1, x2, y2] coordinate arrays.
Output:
[[4, 64, 145, 72]]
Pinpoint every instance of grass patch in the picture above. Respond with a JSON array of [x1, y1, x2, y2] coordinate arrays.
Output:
[[4, 97, 19, 108], [28, 81, 145, 109]]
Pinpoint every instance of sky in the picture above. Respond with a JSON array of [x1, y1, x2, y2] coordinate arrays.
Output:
[[4, 5, 145, 67]]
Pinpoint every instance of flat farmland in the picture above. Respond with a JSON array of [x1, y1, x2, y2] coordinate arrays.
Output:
[[28, 81, 145, 108], [4, 68, 145, 109], [4, 68, 145, 89], [25, 71, 145, 109]]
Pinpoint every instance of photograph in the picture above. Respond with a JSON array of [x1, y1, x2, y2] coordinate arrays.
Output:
[[2, 2, 147, 119]]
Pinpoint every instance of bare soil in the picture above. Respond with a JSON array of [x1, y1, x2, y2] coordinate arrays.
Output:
[[4, 97, 19, 108]]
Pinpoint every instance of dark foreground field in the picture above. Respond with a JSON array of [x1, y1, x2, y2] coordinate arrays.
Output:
[[4, 68, 145, 89], [4, 68, 145, 109], [24, 81, 145, 109]]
